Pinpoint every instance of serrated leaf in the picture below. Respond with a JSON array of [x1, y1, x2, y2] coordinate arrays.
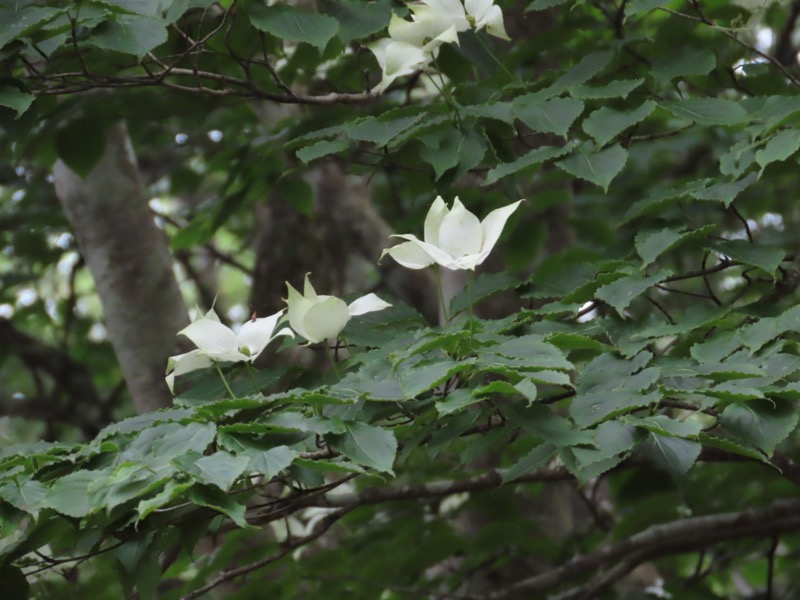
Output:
[[551, 51, 613, 90], [635, 226, 713, 269], [449, 271, 519, 313], [582, 100, 657, 146], [505, 405, 592, 446], [344, 113, 424, 146], [513, 97, 585, 137], [330, 422, 397, 473], [0, 479, 48, 519], [740, 305, 800, 352], [623, 415, 702, 438], [484, 143, 573, 185], [136, 480, 192, 521], [556, 144, 628, 191], [571, 79, 644, 99], [661, 99, 748, 126], [690, 331, 743, 363], [188, 485, 250, 528], [720, 398, 798, 456], [328, 0, 392, 43], [595, 268, 671, 315], [641, 433, 701, 476], [650, 47, 716, 84], [0, 85, 34, 117], [502, 443, 557, 483], [175, 451, 250, 492], [399, 359, 472, 397], [89, 14, 168, 58], [689, 173, 757, 207], [296, 138, 348, 163], [436, 388, 479, 416], [573, 421, 637, 466], [44, 471, 97, 518], [482, 335, 573, 371], [249, 4, 338, 52], [755, 128, 800, 169], [712, 240, 784, 277]]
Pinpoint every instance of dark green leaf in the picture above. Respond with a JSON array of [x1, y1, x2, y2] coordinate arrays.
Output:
[[328, 0, 392, 43], [650, 47, 716, 84], [483, 143, 573, 185], [249, 4, 339, 52], [502, 443, 557, 483], [556, 144, 628, 191], [330, 421, 397, 473], [296, 138, 348, 163], [661, 99, 748, 126], [712, 240, 784, 277], [582, 100, 657, 146], [89, 14, 168, 58], [595, 268, 671, 315], [513, 97, 585, 137], [720, 398, 798, 456], [641, 434, 701, 476]]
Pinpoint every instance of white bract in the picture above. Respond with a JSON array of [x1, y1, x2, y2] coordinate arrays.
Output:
[[382, 196, 523, 271], [465, 0, 510, 40], [165, 308, 293, 392], [285, 274, 392, 344], [369, 0, 509, 93]]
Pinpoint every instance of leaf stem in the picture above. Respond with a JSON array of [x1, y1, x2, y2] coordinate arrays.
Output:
[[434, 265, 450, 323], [467, 270, 475, 346], [215, 363, 236, 399]]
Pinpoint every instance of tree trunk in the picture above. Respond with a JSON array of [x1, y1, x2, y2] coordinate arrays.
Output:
[[53, 122, 189, 414]]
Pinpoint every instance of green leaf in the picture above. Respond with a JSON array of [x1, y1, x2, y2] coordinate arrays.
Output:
[[556, 144, 628, 191], [573, 421, 637, 466], [0, 478, 48, 518], [0, 85, 34, 117], [650, 47, 716, 84], [720, 398, 798, 456], [755, 128, 800, 170], [175, 451, 250, 492], [419, 129, 480, 180], [44, 471, 97, 518], [690, 173, 757, 206], [483, 143, 574, 185], [136, 480, 192, 521], [526, 0, 572, 10], [296, 139, 348, 163], [436, 388, 479, 416], [502, 443, 557, 483], [399, 358, 472, 398], [661, 99, 748, 126], [623, 415, 702, 438], [641, 433, 701, 476], [449, 271, 519, 314], [571, 79, 644, 100], [740, 305, 800, 352], [551, 51, 613, 90], [328, 0, 392, 43], [711, 240, 784, 277], [482, 335, 573, 371], [330, 422, 397, 473], [595, 268, 671, 315], [513, 97, 585, 137], [55, 119, 107, 178], [690, 331, 743, 363], [505, 405, 593, 446], [571, 389, 660, 428], [249, 4, 338, 52], [582, 100, 657, 146], [188, 485, 250, 528], [635, 226, 713, 269], [344, 113, 425, 146], [249, 445, 298, 479], [89, 14, 168, 58]]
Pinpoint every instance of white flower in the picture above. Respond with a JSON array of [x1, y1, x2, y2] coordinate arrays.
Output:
[[382, 196, 523, 271], [285, 274, 392, 344], [165, 308, 292, 392], [465, 0, 510, 40], [388, 6, 461, 52], [368, 38, 431, 93]]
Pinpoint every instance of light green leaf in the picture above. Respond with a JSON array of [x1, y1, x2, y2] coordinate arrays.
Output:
[[484, 143, 574, 186], [136, 480, 192, 521], [720, 398, 798, 456], [0, 479, 48, 518], [296, 139, 348, 163], [329, 0, 392, 43], [740, 305, 800, 352], [571, 79, 644, 100], [661, 99, 748, 126], [44, 471, 97, 518], [635, 226, 712, 269], [188, 485, 250, 528], [556, 144, 628, 191], [650, 47, 716, 84], [436, 388, 479, 416], [249, 3, 338, 52], [330, 421, 397, 473], [623, 415, 703, 438], [582, 100, 657, 146], [595, 268, 671, 315], [89, 14, 168, 58], [0, 85, 34, 117], [712, 240, 784, 277], [755, 128, 800, 170], [690, 173, 757, 206], [502, 443, 557, 482], [641, 433, 701, 476], [513, 97, 585, 137], [175, 451, 250, 492]]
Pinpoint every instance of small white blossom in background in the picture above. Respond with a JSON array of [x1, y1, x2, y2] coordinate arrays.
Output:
[[285, 274, 392, 344], [382, 196, 523, 271], [165, 307, 293, 392], [368, 0, 510, 93]]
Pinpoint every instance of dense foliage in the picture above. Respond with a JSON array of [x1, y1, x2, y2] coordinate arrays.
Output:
[[3, 0, 800, 598]]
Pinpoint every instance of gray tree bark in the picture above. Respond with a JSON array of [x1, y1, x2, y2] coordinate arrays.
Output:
[[53, 122, 189, 414]]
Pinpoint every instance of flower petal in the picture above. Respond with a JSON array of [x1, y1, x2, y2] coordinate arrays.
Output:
[[165, 350, 213, 393], [368, 38, 430, 93], [479, 199, 523, 258], [437, 198, 483, 259], [423, 0, 469, 30], [385, 234, 457, 269], [301, 296, 351, 343], [348, 293, 392, 317], [286, 281, 313, 341], [482, 5, 510, 40], [381, 240, 435, 270], [179, 317, 239, 355], [424, 195, 449, 246], [302, 273, 318, 301], [236, 309, 288, 360]]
